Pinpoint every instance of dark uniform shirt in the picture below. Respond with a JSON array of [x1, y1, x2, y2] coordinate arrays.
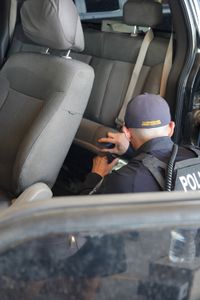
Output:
[[80, 136, 196, 194]]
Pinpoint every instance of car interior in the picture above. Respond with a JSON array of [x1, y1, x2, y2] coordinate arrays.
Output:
[[54, 0, 195, 196], [0, 1, 199, 299], [0, 0, 95, 207], [0, 0, 198, 196]]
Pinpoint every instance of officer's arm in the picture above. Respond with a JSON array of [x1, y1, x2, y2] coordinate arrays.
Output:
[[79, 166, 133, 195], [96, 170, 133, 194], [79, 172, 103, 195], [79, 156, 118, 195]]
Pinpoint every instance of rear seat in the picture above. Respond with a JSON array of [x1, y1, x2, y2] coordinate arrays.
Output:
[[72, 0, 171, 153], [7, 0, 171, 154]]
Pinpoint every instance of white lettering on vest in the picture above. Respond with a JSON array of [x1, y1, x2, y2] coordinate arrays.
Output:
[[179, 172, 200, 191], [179, 176, 188, 192], [193, 173, 200, 189], [187, 174, 197, 190]]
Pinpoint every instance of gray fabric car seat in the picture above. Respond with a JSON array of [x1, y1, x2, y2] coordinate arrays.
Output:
[[72, 0, 171, 153], [0, 0, 94, 206], [0, 0, 17, 67]]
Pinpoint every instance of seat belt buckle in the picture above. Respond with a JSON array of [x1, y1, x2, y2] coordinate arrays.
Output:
[[115, 117, 124, 130]]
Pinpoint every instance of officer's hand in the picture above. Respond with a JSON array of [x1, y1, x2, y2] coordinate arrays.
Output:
[[91, 155, 118, 177], [98, 132, 129, 155]]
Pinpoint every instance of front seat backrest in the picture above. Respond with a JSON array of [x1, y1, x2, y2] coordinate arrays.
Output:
[[0, 0, 94, 197]]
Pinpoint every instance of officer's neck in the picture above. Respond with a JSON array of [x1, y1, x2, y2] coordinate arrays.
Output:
[[130, 135, 168, 150]]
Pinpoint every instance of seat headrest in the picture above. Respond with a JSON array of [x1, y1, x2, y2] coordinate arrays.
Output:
[[20, 0, 84, 51], [123, 0, 162, 28]]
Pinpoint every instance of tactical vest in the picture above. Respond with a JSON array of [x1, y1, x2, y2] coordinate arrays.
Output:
[[135, 145, 200, 192]]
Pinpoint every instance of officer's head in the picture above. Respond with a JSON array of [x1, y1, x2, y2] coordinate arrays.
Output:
[[123, 93, 175, 149]]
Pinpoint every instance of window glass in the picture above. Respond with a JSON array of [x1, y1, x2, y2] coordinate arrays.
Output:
[[0, 226, 199, 299], [85, 0, 119, 12], [74, 0, 127, 20]]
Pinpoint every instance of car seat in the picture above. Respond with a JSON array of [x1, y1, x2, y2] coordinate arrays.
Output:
[[72, 0, 171, 152], [0, 0, 94, 207]]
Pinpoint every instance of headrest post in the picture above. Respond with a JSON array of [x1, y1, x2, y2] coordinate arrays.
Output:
[[64, 50, 72, 60], [44, 48, 49, 55], [131, 26, 139, 37]]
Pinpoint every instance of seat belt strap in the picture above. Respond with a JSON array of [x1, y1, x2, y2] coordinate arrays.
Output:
[[115, 28, 154, 129], [159, 33, 173, 97]]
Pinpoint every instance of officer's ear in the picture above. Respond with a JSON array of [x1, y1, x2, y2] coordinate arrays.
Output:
[[168, 121, 175, 137], [122, 126, 131, 141]]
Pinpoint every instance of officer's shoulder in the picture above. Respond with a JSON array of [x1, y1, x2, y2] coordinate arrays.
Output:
[[177, 145, 199, 161]]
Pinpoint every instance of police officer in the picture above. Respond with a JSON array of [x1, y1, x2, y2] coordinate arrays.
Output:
[[80, 94, 197, 194]]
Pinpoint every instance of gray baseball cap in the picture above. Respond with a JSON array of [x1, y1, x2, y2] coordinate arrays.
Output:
[[124, 93, 171, 129]]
